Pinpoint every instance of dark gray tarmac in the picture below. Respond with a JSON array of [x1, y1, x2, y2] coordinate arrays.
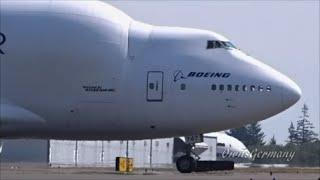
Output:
[[1, 164, 319, 180]]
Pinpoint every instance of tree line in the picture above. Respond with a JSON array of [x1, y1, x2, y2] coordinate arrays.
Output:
[[227, 104, 319, 166]]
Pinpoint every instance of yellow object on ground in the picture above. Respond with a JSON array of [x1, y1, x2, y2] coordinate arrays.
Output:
[[115, 157, 134, 172]]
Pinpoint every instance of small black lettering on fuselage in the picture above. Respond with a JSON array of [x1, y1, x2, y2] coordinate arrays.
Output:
[[187, 72, 231, 78], [82, 86, 115, 92]]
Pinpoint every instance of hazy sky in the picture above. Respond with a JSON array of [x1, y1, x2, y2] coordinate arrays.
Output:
[[107, 0, 319, 144]]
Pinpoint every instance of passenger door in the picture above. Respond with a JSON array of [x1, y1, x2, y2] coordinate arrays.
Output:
[[146, 71, 163, 102]]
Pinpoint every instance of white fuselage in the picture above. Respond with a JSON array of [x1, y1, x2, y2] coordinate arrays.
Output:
[[0, 1, 301, 140], [208, 132, 252, 161]]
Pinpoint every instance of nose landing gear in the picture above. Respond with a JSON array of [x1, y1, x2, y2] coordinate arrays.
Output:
[[175, 135, 201, 173], [176, 155, 195, 173], [175, 135, 234, 173]]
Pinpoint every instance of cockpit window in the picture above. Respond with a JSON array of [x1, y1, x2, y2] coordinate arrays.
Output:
[[221, 41, 237, 49], [215, 41, 223, 48], [207, 40, 237, 50]]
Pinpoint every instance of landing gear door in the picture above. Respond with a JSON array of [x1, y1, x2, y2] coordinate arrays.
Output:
[[147, 71, 163, 102]]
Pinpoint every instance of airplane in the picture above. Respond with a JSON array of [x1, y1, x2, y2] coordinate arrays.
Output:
[[0, 0, 301, 173], [175, 132, 252, 161], [207, 132, 252, 162]]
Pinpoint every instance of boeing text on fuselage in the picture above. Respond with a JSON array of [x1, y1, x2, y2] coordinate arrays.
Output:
[[173, 71, 231, 82]]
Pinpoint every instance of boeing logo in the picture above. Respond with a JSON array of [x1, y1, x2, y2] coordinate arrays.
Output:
[[174, 70, 231, 82], [174, 70, 187, 82]]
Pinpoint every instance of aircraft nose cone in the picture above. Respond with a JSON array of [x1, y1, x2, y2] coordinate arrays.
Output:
[[282, 78, 301, 109]]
